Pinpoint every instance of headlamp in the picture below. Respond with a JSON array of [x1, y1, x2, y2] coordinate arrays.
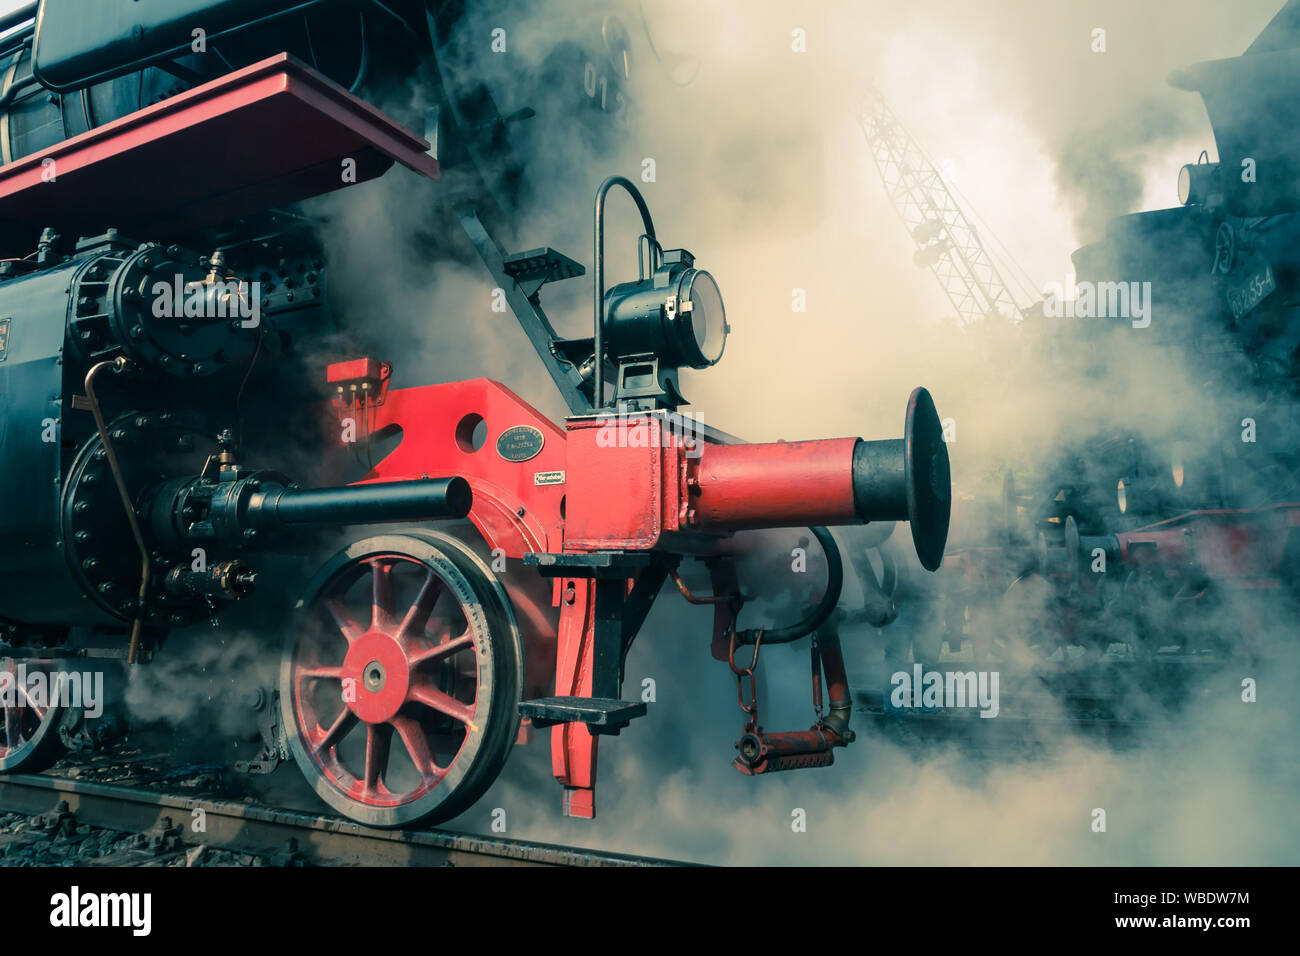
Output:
[[603, 248, 728, 370]]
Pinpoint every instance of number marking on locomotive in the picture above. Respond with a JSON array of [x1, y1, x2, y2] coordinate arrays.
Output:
[[496, 425, 545, 462]]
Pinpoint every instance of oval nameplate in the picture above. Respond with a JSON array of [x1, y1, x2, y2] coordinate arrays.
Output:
[[496, 425, 545, 462]]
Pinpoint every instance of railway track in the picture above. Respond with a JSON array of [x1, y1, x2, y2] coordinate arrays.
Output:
[[0, 773, 683, 867]]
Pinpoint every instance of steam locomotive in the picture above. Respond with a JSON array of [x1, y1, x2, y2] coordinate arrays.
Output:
[[917, 3, 1300, 687], [0, 0, 949, 827]]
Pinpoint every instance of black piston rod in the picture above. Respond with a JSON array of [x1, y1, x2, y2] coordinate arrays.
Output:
[[254, 477, 473, 529], [151, 475, 474, 550]]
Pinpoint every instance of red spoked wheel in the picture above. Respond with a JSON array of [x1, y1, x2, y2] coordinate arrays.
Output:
[[0, 657, 67, 773], [281, 532, 523, 828]]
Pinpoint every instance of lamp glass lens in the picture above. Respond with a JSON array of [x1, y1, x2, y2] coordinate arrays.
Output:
[[685, 271, 726, 365]]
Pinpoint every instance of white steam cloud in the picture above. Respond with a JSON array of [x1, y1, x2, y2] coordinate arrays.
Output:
[[248, 0, 1300, 864]]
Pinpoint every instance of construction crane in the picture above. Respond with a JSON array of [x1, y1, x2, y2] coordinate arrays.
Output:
[[858, 91, 1029, 325]]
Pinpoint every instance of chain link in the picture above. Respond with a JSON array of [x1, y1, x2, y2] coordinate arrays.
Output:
[[727, 625, 763, 733]]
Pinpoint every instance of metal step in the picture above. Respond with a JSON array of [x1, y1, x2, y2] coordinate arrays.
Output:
[[504, 247, 585, 291], [518, 696, 647, 734]]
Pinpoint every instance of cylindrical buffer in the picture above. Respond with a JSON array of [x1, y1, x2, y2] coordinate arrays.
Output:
[[852, 438, 908, 521], [258, 478, 473, 529], [688, 438, 861, 530], [685, 388, 951, 571]]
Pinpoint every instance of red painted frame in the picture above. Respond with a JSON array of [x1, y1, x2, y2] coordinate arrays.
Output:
[[358, 379, 883, 817]]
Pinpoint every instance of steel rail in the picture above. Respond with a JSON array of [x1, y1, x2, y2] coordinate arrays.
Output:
[[0, 773, 687, 867]]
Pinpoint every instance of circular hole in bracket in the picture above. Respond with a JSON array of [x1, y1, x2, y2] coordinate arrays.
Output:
[[455, 413, 487, 453]]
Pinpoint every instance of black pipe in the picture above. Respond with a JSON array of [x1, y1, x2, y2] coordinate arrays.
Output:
[[257, 477, 472, 528], [593, 176, 656, 408], [736, 526, 843, 645]]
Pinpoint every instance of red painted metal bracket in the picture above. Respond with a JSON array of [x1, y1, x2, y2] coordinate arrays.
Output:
[[356, 377, 566, 702]]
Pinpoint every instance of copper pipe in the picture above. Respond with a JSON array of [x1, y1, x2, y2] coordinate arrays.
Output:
[[668, 567, 743, 605], [83, 358, 150, 664], [816, 632, 854, 741]]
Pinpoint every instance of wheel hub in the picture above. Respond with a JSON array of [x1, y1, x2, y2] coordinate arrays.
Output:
[[341, 631, 410, 723]]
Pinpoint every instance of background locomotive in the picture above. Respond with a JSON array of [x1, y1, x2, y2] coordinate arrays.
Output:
[[895, 2, 1300, 718], [0, 0, 948, 828]]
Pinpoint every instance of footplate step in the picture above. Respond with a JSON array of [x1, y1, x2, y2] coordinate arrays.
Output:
[[519, 696, 646, 735]]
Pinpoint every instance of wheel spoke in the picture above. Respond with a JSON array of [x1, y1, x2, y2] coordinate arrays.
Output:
[[392, 714, 445, 780], [3, 703, 19, 749], [363, 722, 392, 796], [19, 674, 47, 722], [325, 598, 363, 644], [408, 677, 475, 726], [371, 560, 395, 630], [296, 665, 343, 682], [398, 570, 444, 640], [410, 634, 474, 668], [314, 709, 357, 756]]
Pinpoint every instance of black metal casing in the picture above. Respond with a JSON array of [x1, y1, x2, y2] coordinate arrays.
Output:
[[0, 257, 102, 626]]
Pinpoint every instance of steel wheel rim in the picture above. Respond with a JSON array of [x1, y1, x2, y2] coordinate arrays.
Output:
[[283, 540, 504, 826], [0, 658, 63, 771]]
